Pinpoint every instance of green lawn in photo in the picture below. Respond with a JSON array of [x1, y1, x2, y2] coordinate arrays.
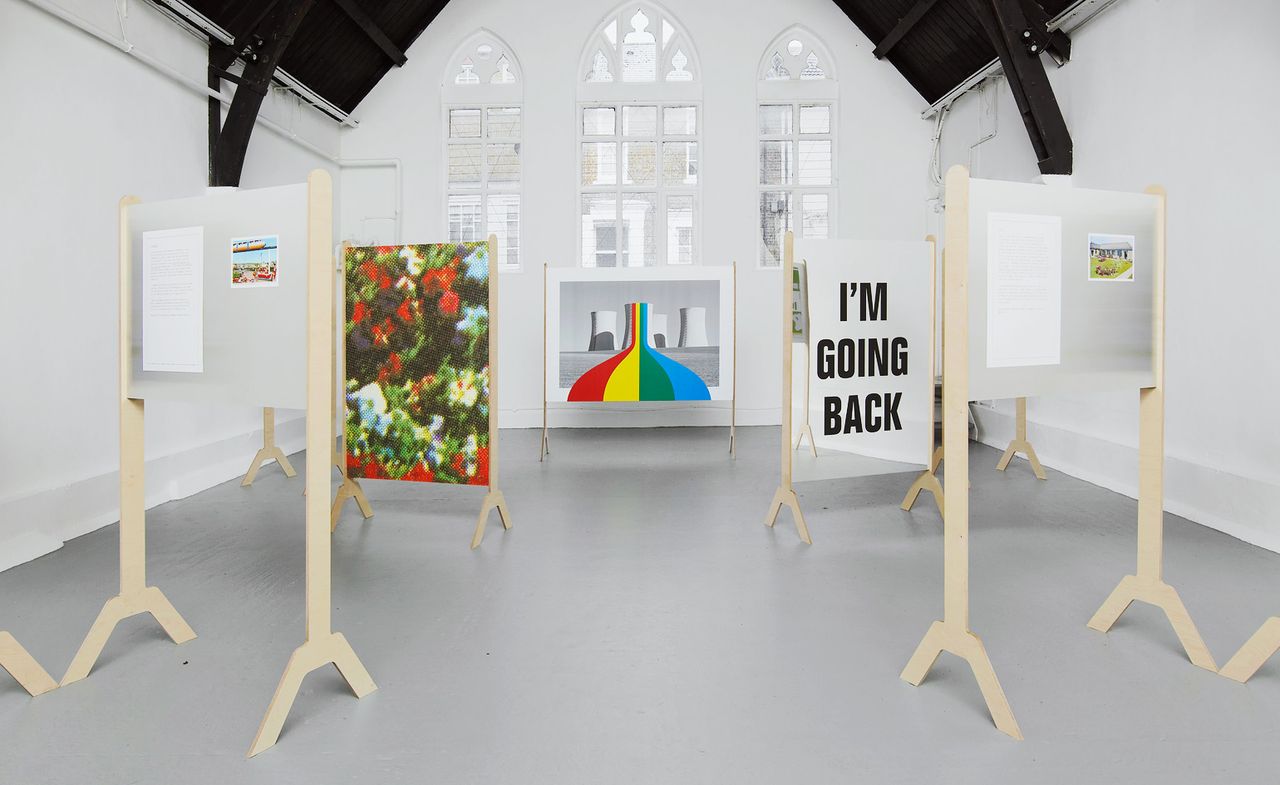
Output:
[[1090, 254, 1134, 280]]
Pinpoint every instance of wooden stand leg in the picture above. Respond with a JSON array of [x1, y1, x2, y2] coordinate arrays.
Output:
[[250, 170, 373, 757], [1220, 617, 1280, 683], [1087, 187, 1215, 672], [902, 168, 1018, 739], [900, 469, 944, 517], [242, 407, 297, 486], [471, 490, 513, 549], [764, 486, 811, 545], [62, 585, 196, 685], [471, 234, 514, 550], [0, 632, 58, 696], [995, 398, 1046, 480], [66, 205, 197, 687], [901, 621, 1022, 739], [330, 476, 374, 532]]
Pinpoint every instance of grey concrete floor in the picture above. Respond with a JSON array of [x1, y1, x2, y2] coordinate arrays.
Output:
[[2, 426, 1280, 784]]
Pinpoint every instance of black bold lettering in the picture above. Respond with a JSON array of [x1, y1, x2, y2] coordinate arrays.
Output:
[[865, 393, 882, 433], [860, 282, 887, 321], [824, 396, 842, 435], [843, 395, 862, 434], [816, 339, 835, 379], [885, 392, 902, 431], [890, 337, 909, 376]]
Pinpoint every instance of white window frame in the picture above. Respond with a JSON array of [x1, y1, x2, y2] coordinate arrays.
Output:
[[443, 103, 523, 271], [756, 27, 838, 269], [576, 100, 702, 267], [757, 101, 837, 268], [442, 31, 523, 272]]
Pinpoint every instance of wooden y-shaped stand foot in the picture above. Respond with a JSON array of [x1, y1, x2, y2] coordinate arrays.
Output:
[[1088, 575, 1217, 670], [0, 632, 58, 696], [248, 632, 375, 758], [765, 486, 811, 545], [62, 586, 196, 685], [242, 408, 297, 486], [1220, 617, 1280, 683], [793, 424, 817, 457], [901, 620, 1022, 739], [901, 470, 944, 517], [471, 490, 512, 549], [996, 398, 1046, 480], [330, 476, 374, 532]]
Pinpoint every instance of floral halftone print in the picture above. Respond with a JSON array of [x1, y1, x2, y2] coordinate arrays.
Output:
[[344, 243, 490, 485]]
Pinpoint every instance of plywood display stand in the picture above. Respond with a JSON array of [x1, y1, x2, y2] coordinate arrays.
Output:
[[899, 171, 1021, 739], [0, 632, 57, 696], [1085, 186, 1216, 672], [241, 407, 297, 486], [900, 236, 943, 518], [995, 397, 1046, 479], [764, 233, 811, 545], [61, 195, 199, 689], [540, 263, 738, 459], [250, 172, 376, 757], [330, 237, 510, 547]]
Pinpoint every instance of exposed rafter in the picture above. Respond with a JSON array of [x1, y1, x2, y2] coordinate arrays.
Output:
[[210, 0, 316, 186], [873, 0, 941, 59], [330, 0, 407, 66], [967, 0, 1073, 174]]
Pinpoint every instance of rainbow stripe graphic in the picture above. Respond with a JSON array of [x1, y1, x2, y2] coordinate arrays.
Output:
[[568, 302, 711, 401]]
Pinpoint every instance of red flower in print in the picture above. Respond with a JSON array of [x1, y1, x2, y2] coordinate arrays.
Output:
[[352, 301, 369, 324], [470, 447, 490, 486], [438, 290, 460, 316], [423, 266, 457, 294], [360, 260, 379, 281], [396, 300, 413, 322], [376, 245, 396, 256], [402, 462, 434, 483], [372, 318, 395, 346]]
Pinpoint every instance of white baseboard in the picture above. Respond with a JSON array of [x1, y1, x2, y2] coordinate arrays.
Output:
[[0, 415, 307, 573], [972, 408, 1280, 555], [500, 405, 780, 430]]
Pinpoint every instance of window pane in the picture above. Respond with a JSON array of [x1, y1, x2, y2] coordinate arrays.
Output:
[[622, 105, 657, 136], [759, 190, 792, 267], [620, 193, 656, 266], [759, 141, 793, 186], [582, 194, 618, 267], [448, 193, 483, 242], [799, 104, 830, 134], [663, 106, 697, 135], [487, 106, 521, 137], [487, 143, 520, 183], [449, 108, 481, 139], [581, 142, 617, 186], [667, 195, 695, 265], [448, 143, 482, 185], [662, 142, 698, 186], [798, 140, 832, 185], [583, 106, 616, 135], [758, 104, 793, 136], [801, 193, 829, 239], [623, 142, 657, 186], [488, 193, 520, 269]]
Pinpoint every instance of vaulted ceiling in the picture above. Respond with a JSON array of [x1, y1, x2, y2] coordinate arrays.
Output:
[[169, 0, 1077, 115]]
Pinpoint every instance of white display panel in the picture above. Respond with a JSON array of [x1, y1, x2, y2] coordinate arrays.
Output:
[[792, 239, 933, 481], [127, 183, 310, 408], [967, 178, 1158, 400]]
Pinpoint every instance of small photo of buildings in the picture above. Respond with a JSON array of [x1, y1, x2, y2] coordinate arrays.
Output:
[[1088, 233, 1135, 281]]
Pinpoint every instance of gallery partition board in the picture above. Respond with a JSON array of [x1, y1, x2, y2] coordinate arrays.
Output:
[[126, 183, 309, 409], [790, 238, 934, 482], [900, 166, 1216, 744], [966, 178, 1158, 400]]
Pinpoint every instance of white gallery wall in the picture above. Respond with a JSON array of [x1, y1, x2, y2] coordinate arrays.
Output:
[[338, 0, 935, 429], [937, 0, 1280, 551], [0, 0, 340, 567]]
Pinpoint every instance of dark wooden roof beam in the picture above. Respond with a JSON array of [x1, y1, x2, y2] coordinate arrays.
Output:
[[873, 0, 942, 59], [330, 0, 408, 66]]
